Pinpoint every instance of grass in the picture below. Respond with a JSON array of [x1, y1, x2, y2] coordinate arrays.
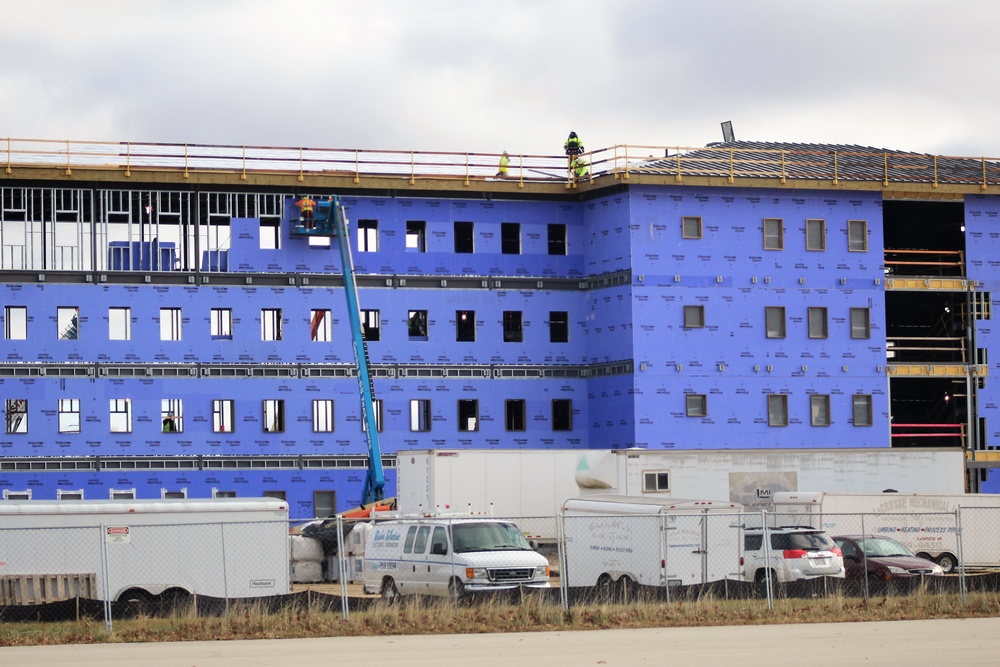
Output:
[[2, 590, 999, 646]]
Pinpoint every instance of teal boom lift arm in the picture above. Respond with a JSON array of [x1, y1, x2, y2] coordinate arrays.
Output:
[[290, 197, 384, 507]]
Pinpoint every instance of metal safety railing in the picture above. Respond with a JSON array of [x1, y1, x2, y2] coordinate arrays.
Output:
[[6, 137, 1000, 189]]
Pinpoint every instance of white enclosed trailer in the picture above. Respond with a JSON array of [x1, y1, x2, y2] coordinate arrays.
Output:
[[768, 491, 1000, 572], [397, 449, 583, 540], [0, 498, 290, 603], [561, 495, 743, 591], [396, 448, 964, 541], [576, 448, 965, 508]]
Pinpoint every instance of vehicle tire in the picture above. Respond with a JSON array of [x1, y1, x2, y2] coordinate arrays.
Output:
[[753, 569, 772, 584], [159, 587, 193, 614], [448, 578, 466, 601], [617, 575, 634, 603], [936, 553, 958, 574], [596, 574, 615, 602], [915, 552, 932, 562], [380, 578, 399, 602]]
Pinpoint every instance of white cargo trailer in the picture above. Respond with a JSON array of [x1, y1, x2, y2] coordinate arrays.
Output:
[[396, 448, 964, 541], [0, 498, 290, 603], [768, 491, 1000, 572], [397, 449, 583, 540], [561, 495, 744, 592], [576, 448, 965, 507]]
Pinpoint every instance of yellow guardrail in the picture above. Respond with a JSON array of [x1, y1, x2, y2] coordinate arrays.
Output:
[[4, 138, 1000, 190]]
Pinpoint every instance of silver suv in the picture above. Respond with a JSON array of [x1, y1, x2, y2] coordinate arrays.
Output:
[[742, 526, 845, 583]]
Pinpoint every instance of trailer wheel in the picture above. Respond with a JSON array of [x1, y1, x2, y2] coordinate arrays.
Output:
[[596, 574, 615, 601], [915, 552, 932, 562], [380, 578, 399, 602], [159, 587, 193, 614], [936, 552, 958, 574], [617, 575, 634, 603]]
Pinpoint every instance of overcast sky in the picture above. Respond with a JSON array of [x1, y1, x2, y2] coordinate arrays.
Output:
[[4, 1, 999, 158]]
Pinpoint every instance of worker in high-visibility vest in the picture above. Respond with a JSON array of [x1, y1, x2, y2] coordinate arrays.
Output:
[[564, 131, 584, 157], [295, 195, 317, 228], [496, 151, 510, 178], [572, 155, 589, 180]]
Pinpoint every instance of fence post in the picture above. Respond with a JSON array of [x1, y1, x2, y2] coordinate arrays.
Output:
[[956, 508, 966, 605], [662, 514, 670, 604], [860, 513, 869, 601], [99, 523, 113, 633], [557, 511, 569, 611], [761, 510, 773, 610], [337, 515, 349, 621], [220, 522, 230, 619]]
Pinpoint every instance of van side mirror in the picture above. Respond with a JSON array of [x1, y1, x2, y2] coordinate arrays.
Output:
[[431, 542, 448, 556]]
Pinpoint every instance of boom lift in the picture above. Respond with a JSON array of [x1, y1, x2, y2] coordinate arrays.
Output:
[[288, 196, 389, 514]]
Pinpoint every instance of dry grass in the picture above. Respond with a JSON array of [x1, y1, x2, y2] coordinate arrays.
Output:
[[2, 591, 1000, 646]]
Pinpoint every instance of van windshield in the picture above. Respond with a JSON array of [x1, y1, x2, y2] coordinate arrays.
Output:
[[450, 523, 532, 553]]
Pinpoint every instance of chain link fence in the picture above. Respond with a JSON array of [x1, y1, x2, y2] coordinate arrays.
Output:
[[4, 507, 1000, 630]]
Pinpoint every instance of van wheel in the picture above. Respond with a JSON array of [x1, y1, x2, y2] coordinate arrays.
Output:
[[448, 578, 466, 600], [936, 553, 957, 574], [381, 578, 399, 602]]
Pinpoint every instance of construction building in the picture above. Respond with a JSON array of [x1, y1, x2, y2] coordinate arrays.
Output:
[[0, 138, 996, 517]]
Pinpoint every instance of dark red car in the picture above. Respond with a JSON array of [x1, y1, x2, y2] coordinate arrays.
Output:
[[832, 535, 944, 580]]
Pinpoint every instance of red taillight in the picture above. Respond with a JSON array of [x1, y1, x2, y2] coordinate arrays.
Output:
[[831, 547, 842, 557], [783, 549, 809, 559], [739, 556, 745, 566]]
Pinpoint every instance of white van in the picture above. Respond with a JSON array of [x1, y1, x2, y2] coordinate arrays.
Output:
[[362, 518, 551, 599]]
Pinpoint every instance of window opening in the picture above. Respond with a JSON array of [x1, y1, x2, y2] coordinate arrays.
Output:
[[458, 399, 479, 432], [503, 311, 523, 342], [109, 307, 131, 340], [4, 306, 26, 340], [261, 308, 283, 341], [410, 399, 431, 432], [110, 398, 132, 433], [763, 218, 783, 250], [552, 399, 572, 431], [548, 224, 567, 255], [313, 399, 334, 432], [505, 399, 526, 431], [501, 222, 521, 254], [211, 308, 233, 340], [406, 221, 426, 252], [456, 310, 475, 342], [160, 307, 182, 341], [454, 221, 474, 253], [311, 309, 332, 342]]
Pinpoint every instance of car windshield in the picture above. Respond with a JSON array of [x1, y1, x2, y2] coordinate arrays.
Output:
[[856, 537, 915, 558], [450, 523, 532, 553]]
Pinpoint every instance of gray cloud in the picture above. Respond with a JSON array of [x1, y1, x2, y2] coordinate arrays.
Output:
[[2, 0, 999, 156]]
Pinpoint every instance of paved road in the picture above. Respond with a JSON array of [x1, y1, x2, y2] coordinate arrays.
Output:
[[4, 618, 998, 666]]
